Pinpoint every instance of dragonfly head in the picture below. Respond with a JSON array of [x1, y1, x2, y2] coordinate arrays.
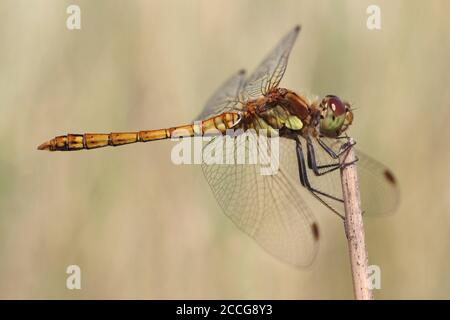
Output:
[[318, 95, 353, 137]]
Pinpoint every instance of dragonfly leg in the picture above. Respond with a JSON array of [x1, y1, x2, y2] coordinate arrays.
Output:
[[317, 136, 356, 159], [295, 136, 345, 219], [307, 137, 341, 175], [306, 136, 358, 176]]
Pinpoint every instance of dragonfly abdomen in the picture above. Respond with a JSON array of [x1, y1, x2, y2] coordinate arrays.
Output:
[[37, 112, 240, 151], [37, 132, 146, 151], [200, 112, 240, 134]]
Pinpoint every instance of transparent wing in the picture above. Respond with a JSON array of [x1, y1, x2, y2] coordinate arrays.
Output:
[[242, 25, 300, 99], [201, 133, 319, 267], [297, 136, 400, 217], [356, 149, 400, 216], [195, 69, 246, 121]]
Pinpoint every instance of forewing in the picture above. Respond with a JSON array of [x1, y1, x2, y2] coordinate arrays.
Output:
[[195, 69, 246, 121], [201, 133, 319, 267], [242, 25, 300, 99]]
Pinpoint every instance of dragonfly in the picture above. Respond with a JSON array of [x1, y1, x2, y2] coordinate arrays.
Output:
[[38, 25, 399, 267]]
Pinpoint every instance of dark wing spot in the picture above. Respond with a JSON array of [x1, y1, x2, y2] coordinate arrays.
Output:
[[384, 170, 396, 185], [311, 223, 320, 241]]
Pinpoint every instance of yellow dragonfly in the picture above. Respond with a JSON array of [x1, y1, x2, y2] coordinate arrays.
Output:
[[38, 26, 399, 267]]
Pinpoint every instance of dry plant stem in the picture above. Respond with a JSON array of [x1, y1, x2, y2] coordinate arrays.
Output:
[[340, 139, 373, 300]]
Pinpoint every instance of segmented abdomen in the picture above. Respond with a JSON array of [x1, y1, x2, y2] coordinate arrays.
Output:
[[37, 112, 240, 151]]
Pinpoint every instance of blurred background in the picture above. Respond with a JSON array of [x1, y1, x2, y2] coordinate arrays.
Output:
[[0, 0, 449, 299]]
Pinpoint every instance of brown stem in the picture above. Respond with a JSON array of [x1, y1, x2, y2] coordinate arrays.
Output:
[[340, 138, 373, 300]]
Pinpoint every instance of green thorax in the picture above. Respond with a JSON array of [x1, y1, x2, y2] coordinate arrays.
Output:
[[244, 105, 304, 134]]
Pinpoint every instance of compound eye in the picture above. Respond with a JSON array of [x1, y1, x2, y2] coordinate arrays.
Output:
[[324, 95, 346, 116]]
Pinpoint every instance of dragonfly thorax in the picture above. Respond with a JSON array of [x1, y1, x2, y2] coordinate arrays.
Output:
[[243, 89, 310, 127]]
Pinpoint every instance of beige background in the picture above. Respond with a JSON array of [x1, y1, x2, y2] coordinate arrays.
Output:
[[0, 0, 449, 299]]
